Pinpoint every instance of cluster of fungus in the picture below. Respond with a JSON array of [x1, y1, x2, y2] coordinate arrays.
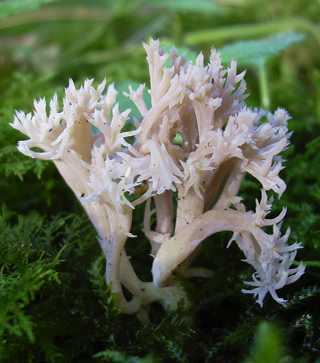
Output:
[[11, 39, 304, 317]]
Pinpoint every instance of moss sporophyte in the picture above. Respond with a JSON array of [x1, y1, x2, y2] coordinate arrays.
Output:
[[11, 39, 304, 318]]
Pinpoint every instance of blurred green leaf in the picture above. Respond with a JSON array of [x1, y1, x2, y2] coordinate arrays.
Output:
[[244, 322, 284, 363], [0, 0, 55, 19], [300, 261, 320, 268], [220, 32, 305, 66], [148, 0, 221, 13]]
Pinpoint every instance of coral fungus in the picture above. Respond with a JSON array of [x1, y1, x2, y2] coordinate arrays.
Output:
[[11, 39, 304, 316]]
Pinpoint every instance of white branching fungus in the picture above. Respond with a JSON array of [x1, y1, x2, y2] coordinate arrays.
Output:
[[11, 39, 304, 317]]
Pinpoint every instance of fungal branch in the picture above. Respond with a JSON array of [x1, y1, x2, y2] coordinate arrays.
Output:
[[11, 39, 304, 316]]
